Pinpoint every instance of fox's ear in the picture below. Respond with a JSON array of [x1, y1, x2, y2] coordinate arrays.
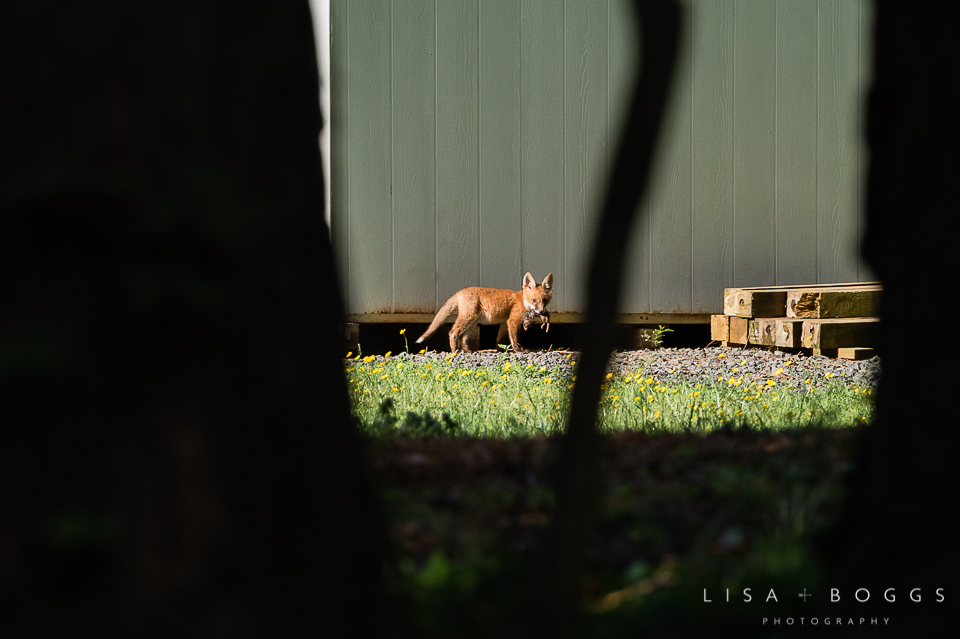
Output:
[[542, 273, 554, 290], [523, 272, 535, 289]]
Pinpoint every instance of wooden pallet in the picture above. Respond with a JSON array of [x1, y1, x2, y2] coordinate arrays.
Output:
[[712, 283, 880, 358]]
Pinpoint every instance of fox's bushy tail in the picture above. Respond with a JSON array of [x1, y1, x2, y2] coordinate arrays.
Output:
[[416, 295, 459, 344]]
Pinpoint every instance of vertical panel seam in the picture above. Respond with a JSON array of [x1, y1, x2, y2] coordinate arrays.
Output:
[[390, 0, 396, 311], [477, 0, 483, 286], [606, 0, 610, 187], [434, 0, 439, 307], [774, 0, 778, 285], [690, 1, 694, 313], [519, 1, 524, 274], [816, 0, 821, 283], [346, 1, 352, 310], [563, 0, 567, 308], [732, 0, 736, 286], [857, 0, 862, 281]]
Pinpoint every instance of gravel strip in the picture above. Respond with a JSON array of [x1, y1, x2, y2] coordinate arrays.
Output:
[[350, 346, 880, 391]]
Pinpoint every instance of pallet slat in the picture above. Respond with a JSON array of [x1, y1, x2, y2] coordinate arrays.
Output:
[[729, 316, 750, 344], [748, 318, 804, 348], [801, 318, 880, 352], [710, 314, 730, 342], [723, 290, 788, 318], [836, 347, 876, 361], [724, 283, 880, 318], [786, 288, 882, 319]]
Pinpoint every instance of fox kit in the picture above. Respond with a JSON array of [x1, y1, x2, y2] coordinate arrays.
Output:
[[416, 272, 554, 352]]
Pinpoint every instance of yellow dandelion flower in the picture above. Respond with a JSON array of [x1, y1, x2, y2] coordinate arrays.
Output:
[[605, 373, 613, 380], [418, 349, 426, 354], [346, 351, 353, 358], [774, 368, 783, 376], [385, 351, 392, 357], [718, 353, 726, 359]]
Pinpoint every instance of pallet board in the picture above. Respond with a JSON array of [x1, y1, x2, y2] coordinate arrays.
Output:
[[723, 282, 880, 318], [786, 287, 882, 319], [723, 290, 788, 319], [836, 347, 876, 361], [748, 318, 804, 348], [716, 283, 881, 358], [800, 318, 880, 352], [711, 314, 730, 342], [729, 316, 750, 345]]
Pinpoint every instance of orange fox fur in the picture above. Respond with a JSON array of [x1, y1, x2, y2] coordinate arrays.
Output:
[[416, 272, 554, 352]]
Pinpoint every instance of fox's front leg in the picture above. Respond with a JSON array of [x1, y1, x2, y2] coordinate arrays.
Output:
[[506, 320, 524, 352]]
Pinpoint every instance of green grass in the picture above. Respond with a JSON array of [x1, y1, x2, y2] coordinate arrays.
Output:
[[355, 354, 880, 636], [347, 355, 874, 436]]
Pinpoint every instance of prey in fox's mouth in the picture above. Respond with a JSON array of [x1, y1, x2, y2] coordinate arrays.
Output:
[[522, 308, 550, 332]]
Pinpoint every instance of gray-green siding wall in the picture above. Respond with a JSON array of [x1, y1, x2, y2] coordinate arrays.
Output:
[[331, 0, 873, 316]]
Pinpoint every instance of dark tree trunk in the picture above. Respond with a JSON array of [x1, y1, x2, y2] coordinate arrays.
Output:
[[1, 2, 384, 637], [820, 1, 960, 633], [526, 2, 682, 637]]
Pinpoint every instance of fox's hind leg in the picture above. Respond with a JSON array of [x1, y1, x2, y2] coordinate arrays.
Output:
[[464, 325, 480, 351], [449, 316, 478, 352]]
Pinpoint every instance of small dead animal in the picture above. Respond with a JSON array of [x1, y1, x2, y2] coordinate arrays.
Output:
[[522, 309, 550, 332]]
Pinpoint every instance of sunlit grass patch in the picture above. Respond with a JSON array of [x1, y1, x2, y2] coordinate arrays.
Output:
[[347, 356, 874, 437]]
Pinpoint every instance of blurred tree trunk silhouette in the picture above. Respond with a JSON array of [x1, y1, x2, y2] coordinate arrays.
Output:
[[819, 1, 960, 633], [1, 2, 383, 637], [526, 2, 681, 638]]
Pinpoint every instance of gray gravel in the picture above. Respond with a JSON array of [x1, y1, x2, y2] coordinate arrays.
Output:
[[355, 346, 880, 390]]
